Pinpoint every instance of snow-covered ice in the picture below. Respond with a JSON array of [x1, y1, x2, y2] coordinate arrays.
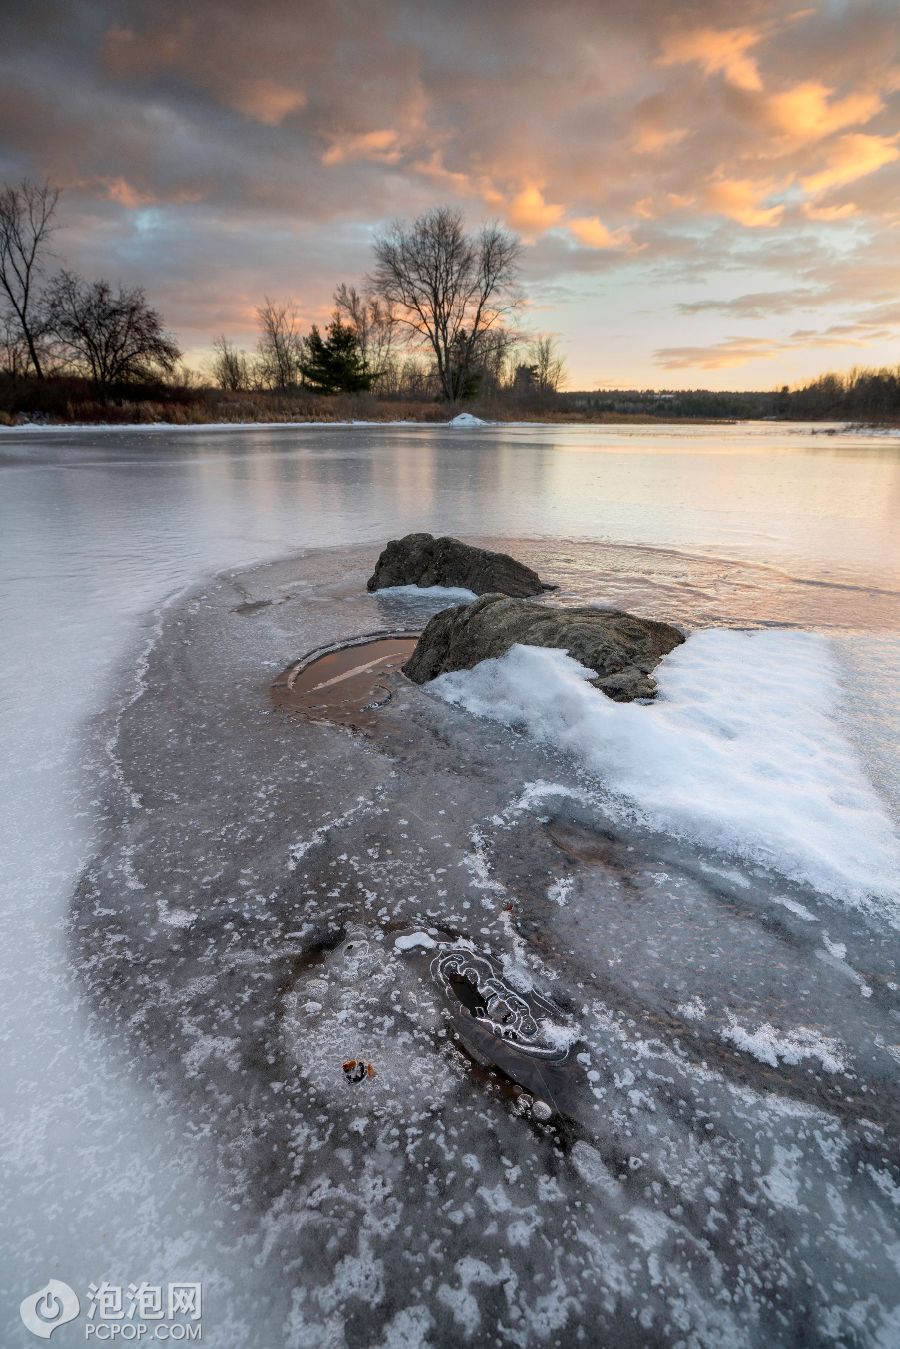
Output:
[[2, 421, 899, 1347], [373, 583, 478, 602], [433, 632, 900, 911], [720, 1017, 848, 1073]]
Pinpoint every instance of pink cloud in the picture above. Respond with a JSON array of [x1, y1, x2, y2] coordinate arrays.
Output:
[[658, 26, 763, 91]]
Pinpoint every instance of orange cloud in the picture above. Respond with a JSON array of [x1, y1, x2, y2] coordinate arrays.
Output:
[[568, 216, 629, 249], [322, 129, 403, 166], [229, 79, 306, 126], [765, 81, 882, 141], [801, 133, 900, 195], [658, 26, 763, 91], [656, 338, 782, 370], [97, 177, 204, 208], [506, 185, 565, 236], [706, 178, 784, 227], [656, 319, 894, 371], [632, 192, 693, 221], [803, 201, 858, 221], [104, 177, 156, 208], [631, 125, 688, 154], [415, 153, 472, 193]]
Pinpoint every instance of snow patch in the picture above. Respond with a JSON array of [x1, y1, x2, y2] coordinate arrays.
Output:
[[375, 584, 477, 602], [394, 931, 436, 952], [448, 412, 488, 427], [774, 896, 817, 922], [760, 1144, 803, 1209], [432, 631, 900, 910], [157, 899, 198, 928], [720, 1017, 847, 1073], [547, 876, 574, 906]]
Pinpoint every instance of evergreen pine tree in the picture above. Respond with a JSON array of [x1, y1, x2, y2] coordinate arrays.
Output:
[[300, 319, 372, 393]]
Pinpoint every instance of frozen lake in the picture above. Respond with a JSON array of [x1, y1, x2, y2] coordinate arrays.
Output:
[[1, 420, 899, 1346]]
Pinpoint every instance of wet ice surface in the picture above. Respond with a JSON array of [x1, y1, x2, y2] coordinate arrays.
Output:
[[69, 544, 900, 1347], [2, 423, 899, 1347]]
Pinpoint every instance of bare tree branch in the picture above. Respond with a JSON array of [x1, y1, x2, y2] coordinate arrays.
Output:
[[44, 271, 181, 384], [369, 207, 520, 401], [256, 298, 304, 389], [0, 179, 59, 378], [210, 334, 250, 391], [528, 335, 567, 393], [333, 283, 397, 391]]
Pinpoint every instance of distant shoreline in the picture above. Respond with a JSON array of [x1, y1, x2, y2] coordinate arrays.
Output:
[[0, 412, 740, 430], [2, 416, 898, 434]]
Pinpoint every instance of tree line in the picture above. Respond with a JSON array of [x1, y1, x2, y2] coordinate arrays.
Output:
[[774, 369, 900, 421], [570, 373, 900, 421], [0, 183, 567, 403], [211, 206, 565, 401], [3, 177, 897, 421], [0, 181, 181, 385]]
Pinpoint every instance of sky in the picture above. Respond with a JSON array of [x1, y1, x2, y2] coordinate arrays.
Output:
[[2, 0, 899, 390]]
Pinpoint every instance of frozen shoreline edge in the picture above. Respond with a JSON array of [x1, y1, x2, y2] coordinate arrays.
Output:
[[2, 417, 896, 435]]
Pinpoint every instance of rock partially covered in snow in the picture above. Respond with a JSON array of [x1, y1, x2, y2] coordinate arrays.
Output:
[[367, 532, 544, 598], [403, 594, 684, 700]]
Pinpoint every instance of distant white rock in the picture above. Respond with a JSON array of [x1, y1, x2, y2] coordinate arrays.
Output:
[[448, 412, 488, 428]]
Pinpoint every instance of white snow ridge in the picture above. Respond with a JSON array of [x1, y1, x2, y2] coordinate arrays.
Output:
[[376, 584, 478, 602], [432, 629, 900, 912], [720, 1016, 847, 1073]]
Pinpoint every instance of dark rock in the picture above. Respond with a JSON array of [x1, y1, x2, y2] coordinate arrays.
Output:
[[367, 533, 544, 598], [402, 594, 685, 701]]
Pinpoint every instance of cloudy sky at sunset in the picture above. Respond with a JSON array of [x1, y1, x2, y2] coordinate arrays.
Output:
[[4, 0, 899, 389]]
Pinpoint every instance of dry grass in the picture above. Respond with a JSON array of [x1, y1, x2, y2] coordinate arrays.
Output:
[[0, 377, 745, 427]]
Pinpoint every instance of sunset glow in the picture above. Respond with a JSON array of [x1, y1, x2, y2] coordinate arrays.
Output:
[[3, 0, 899, 388]]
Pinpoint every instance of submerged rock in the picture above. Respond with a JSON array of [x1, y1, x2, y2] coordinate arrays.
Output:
[[403, 594, 685, 700], [367, 532, 544, 598]]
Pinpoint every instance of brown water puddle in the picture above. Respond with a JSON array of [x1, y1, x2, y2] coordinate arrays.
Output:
[[273, 634, 417, 726]]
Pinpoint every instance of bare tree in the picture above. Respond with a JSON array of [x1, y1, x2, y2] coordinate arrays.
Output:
[[256, 298, 304, 389], [210, 334, 250, 391], [0, 179, 59, 378], [467, 326, 519, 396], [45, 271, 181, 383], [396, 356, 435, 399], [0, 310, 32, 378], [333, 282, 396, 389], [528, 335, 566, 393], [370, 207, 521, 402]]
